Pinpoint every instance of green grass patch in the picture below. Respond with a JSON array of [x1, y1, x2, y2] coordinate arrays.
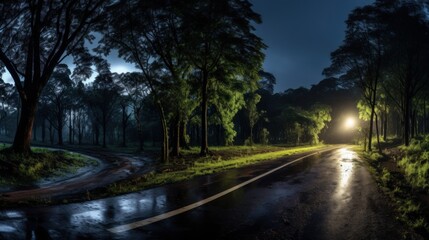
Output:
[[398, 136, 429, 190], [0, 147, 98, 187], [356, 143, 429, 236], [104, 145, 325, 195]]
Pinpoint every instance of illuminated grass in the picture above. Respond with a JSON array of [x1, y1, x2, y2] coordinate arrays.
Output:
[[356, 143, 429, 235], [0, 147, 97, 187], [106, 145, 325, 194]]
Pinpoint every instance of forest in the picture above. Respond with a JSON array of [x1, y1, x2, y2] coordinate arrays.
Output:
[[0, 0, 429, 164], [0, 0, 336, 165], [3, 1, 429, 239]]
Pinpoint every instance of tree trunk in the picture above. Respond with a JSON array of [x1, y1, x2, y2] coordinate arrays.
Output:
[[375, 113, 381, 153], [383, 105, 387, 141], [250, 125, 254, 146], [404, 93, 411, 146], [102, 120, 107, 148], [95, 125, 100, 145], [122, 105, 127, 147], [200, 70, 209, 156], [422, 99, 427, 134], [11, 99, 38, 154], [69, 109, 73, 144], [368, 104, 375, 152], [58, 112, 63, 146], [157, 101, 169, 163], [49, 122, 54, 145], [171, 115, 180, 157], [180, 120, 190, 150]]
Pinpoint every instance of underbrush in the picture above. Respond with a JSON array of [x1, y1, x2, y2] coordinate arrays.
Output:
[[0, 148, 97, 186], [398, 136, 429, 191], [357, 142, 429, 237]]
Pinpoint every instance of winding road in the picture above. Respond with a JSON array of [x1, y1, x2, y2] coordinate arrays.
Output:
[[0, 146, 419, 239]]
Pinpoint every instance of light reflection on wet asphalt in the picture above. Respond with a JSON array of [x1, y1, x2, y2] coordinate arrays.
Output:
[[0, 147, 407, 240]]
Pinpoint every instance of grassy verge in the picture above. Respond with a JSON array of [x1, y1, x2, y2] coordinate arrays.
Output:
[[356, 144, 429, 237], [102, 144, 325, 196], [0, 147, 98, 187]]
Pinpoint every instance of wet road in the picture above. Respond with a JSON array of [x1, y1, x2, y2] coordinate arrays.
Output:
[[0, 147, 415, 239]]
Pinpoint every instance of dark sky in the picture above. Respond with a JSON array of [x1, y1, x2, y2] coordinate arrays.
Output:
[[250, 0, 374, 92], [2, 0, 374, 90]]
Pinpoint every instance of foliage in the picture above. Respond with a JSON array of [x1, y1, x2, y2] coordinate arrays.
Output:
[[0, 149, 96, 186], [0, 0, 112, 153], [399, 136, 429, 190], [259, 128, 270, 145]]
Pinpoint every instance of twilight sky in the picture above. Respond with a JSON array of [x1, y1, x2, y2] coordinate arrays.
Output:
[[2, 0, 374, 93], [250, 0, 374, 92]]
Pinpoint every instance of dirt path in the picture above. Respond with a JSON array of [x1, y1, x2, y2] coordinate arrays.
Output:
[[0, 148, 154, 202]]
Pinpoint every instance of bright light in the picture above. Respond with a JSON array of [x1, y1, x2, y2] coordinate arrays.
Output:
[[344, 117, 356, 129]]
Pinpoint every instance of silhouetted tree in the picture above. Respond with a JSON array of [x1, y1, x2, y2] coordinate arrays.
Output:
[[0, 0, 111, 154], [324, 4, 385, 151], [86, 73, 121, 148]]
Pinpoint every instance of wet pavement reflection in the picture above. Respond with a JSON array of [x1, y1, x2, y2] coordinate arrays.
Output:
[[0, 147, 407, 240]]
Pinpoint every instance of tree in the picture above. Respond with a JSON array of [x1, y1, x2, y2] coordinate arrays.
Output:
[[0, 0, 111, 154], [324, 4, 385, 151], [0, 80, 15, 133], [306, 104, 332, 145], [381, 2, 429, 146], [120, 72, 149, 151], [181, 0, 265, 155], [85, 73, 121, 148], [41, 64, 74, 145], [100, 0, 171, 162], [245, 89, 261, 146]]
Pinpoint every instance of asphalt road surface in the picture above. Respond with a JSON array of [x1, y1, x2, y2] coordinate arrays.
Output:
[[0, 147, 419, 240]]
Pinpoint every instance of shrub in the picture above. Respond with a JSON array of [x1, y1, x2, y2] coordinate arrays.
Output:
[[259, 128, 269, 145], [399, 137, 429, 190]]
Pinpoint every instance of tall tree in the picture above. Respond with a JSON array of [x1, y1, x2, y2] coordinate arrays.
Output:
[[182, 0, 265, 155], [324, 4, 385, 151], [100, 0, 171, 162], [0, 0, 110, 154], [85, 73, 121, 148], [120, 72, 149, 151], [41, 64, 74, 145], [381, 2, 429, 146]]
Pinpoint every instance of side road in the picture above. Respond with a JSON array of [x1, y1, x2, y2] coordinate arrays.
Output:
[[0, 147, 153, 203]]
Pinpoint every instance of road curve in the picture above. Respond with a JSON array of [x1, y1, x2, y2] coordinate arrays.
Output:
[[0, 148, 153, 202], [0, 146, 421, 239]]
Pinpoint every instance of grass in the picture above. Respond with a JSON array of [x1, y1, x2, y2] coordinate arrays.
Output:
[[0, 146, 98, 187], [104, 144, 325, 196], [355, 143, 429, 236], [398, 137, 429, 190]]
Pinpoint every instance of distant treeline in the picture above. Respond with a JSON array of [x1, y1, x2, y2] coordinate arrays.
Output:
[[325, 0, 429, 151]]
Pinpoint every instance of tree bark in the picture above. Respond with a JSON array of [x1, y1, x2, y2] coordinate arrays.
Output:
[[69, 109, 73, 144], [157, 101, 169, 163], [121, 105, 127, 147], [375, 113, 381, 153], [200, 70, 209, 156], [102, 119, 107, 148], [171, 115, 180, 157], [11, 99, 38, 154], [404, 91, 411, 146], [383, 105, 387, 141], [57, 109, 63, 146], [180, 120, 190, 150]]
